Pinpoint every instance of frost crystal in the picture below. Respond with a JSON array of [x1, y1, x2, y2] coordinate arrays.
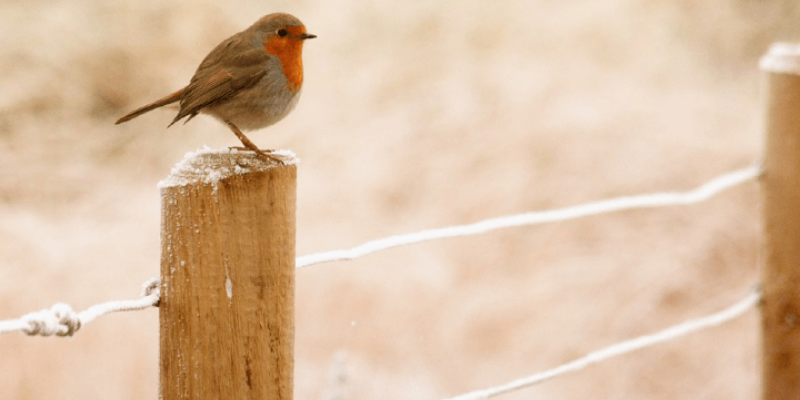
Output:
[[157, 146, 299, 189]]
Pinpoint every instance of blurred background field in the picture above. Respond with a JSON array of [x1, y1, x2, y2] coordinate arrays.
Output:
[[1, 0, 799, 398]]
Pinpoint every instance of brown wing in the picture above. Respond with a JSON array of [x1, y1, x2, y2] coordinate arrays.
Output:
[[168, 35, 270, 126]]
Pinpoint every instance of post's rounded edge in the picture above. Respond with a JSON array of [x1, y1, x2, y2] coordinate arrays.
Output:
[[760, 42, 800, 76], [157, 147, 299, 189]]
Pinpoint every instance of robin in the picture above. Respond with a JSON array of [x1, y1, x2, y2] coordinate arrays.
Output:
[[115, 13, 315, 163]]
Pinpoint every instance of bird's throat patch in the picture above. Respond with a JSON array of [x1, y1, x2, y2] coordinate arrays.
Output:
[[264, 25, 307, 90]]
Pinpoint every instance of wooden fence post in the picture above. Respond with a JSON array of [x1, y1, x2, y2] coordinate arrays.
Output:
[[158, 150, 297, 399], [760, 43, 800, 400]]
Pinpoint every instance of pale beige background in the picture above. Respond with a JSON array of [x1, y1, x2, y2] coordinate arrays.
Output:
[[1, 0, 798, 399]]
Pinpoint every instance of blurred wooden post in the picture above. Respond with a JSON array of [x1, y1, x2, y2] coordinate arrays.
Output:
[[760, 44, 800, 400], [158, 150, 297, 399]]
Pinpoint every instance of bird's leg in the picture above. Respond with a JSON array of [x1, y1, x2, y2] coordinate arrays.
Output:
[[224, 120, 284, 164]]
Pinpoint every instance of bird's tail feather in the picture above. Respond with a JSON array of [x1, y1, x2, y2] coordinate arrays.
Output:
[[115, 88, 185, 125]]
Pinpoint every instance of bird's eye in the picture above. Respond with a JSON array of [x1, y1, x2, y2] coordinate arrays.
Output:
[[277, 29, 288, 37]]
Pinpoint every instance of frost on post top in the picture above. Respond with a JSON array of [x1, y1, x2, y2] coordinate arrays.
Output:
[[157, 147, 298, 189], [760, 43, 800, 75]]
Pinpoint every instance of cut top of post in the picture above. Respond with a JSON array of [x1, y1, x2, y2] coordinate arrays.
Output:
[[760, 43, 800, 76], [157, 147, 299, 189]]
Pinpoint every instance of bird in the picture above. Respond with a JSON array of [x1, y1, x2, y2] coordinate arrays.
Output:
[[115, 13, 315, 163]]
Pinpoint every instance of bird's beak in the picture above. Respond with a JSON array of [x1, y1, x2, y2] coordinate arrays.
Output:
[[299, 33, 317, 40]]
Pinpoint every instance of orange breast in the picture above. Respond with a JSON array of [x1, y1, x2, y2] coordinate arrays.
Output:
[[264, 26, 307, 90]]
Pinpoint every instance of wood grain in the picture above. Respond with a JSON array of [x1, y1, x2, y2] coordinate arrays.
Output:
[[761, 62, 800, 399], [159, 152, 296, 399]]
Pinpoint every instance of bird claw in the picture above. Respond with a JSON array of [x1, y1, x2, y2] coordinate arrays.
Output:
[[229, 147, 285, 165]]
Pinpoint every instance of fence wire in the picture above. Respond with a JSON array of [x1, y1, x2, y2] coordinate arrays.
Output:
[[0, 278, 159, 336], [438, 288, 760, 400], [296, 165, 760, 268], [0, 166, 759, 336]]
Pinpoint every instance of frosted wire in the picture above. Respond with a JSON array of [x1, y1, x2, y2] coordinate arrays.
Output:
[[439, 289, 760, 400], [0, 319, 29, 335], [0, 278, 159, 336], [296, 165, 760, 268], [0, 166, 759, 336]]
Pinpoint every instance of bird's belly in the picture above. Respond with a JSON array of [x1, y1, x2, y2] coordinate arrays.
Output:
[[204, 86, 301, 131]]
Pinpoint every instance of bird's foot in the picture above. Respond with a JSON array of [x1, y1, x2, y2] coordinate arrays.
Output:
[[229, 146, 285, 165]]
